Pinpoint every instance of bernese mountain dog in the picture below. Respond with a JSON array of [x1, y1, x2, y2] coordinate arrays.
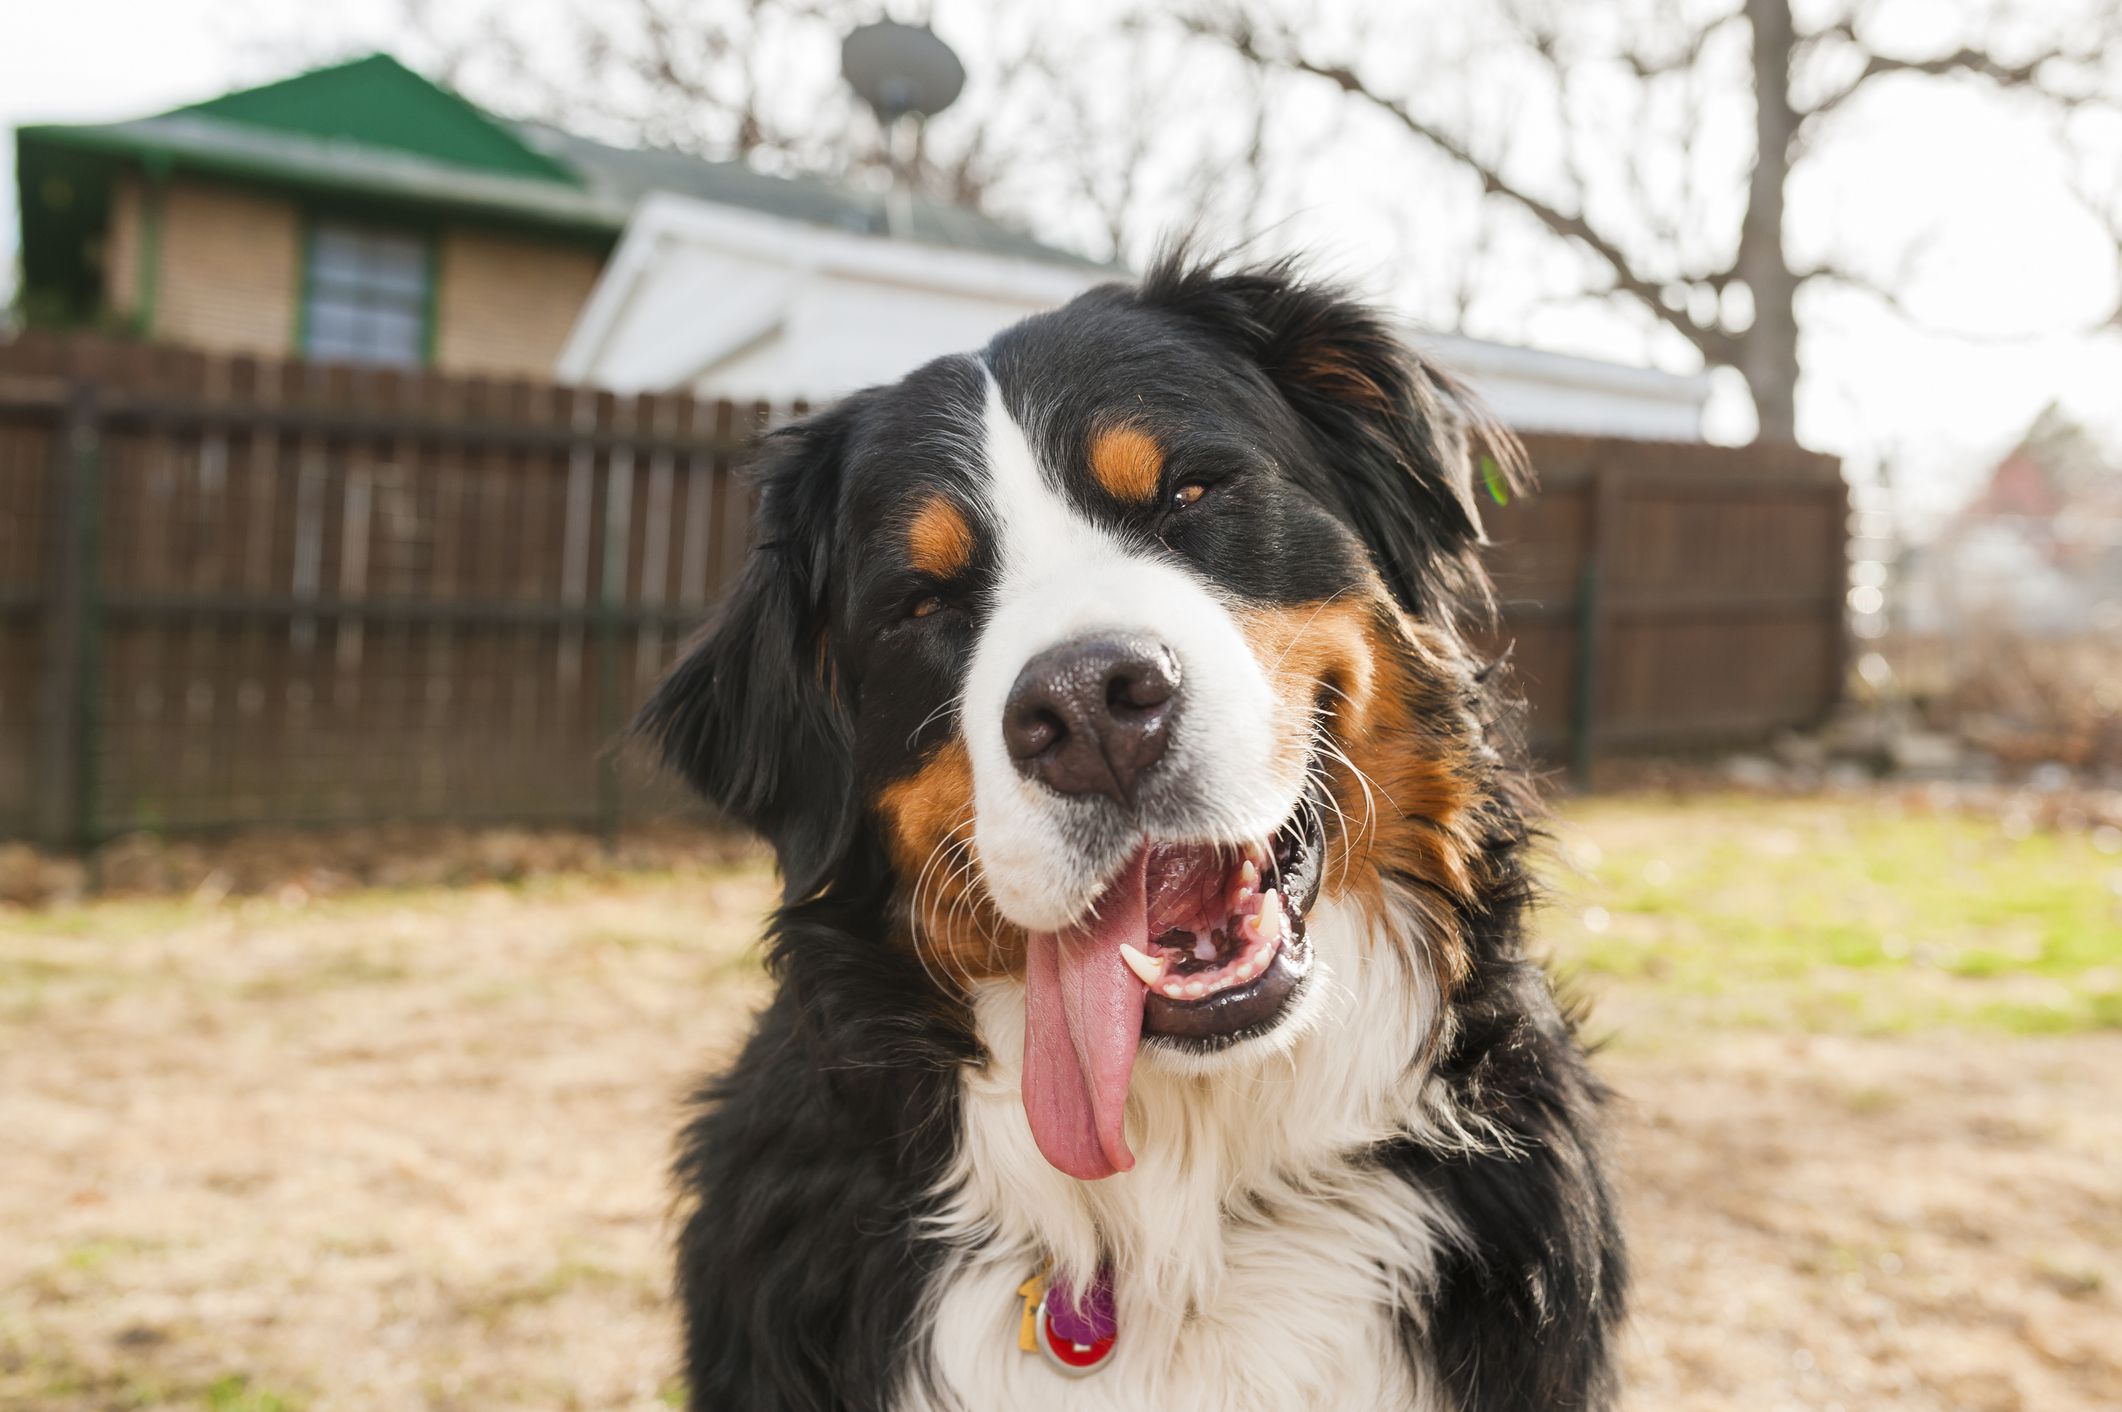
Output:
[[637, 255, 1626, 1411]]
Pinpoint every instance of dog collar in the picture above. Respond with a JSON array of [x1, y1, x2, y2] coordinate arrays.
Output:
[[1017, 1264, 1116, 1376]]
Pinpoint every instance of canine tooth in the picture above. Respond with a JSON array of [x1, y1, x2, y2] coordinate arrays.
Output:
[[1257, 892, 1283, 945], [1239, 859, 1260, 890], [1119, 943, 1167, 986]]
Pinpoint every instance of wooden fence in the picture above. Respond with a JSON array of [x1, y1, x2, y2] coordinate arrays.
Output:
[[0, 336, 1846, 846], [1481, 434, 1848, 774]]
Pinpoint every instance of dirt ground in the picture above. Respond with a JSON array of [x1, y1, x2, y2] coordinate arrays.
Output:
[[4, 819, 2119, 1411]]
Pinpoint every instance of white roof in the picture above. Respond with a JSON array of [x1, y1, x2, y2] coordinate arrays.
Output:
[[557, 195, 1713, 441], [1416, 331, 1713, 442], [555, 192, 1107, 398]]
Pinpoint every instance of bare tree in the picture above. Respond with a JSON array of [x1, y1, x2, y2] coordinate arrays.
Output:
[[384, 0, 1279, 266], [1196, 0, 2122, 442]]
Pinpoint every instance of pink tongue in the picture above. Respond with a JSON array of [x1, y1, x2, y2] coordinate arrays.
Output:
[[1022, 849, 1149, 1181]]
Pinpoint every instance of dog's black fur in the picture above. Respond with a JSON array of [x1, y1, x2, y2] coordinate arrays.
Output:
[[641, 255, 1625, 1412]]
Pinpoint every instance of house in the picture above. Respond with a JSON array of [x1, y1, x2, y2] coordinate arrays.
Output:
[[555, 192, 1714, 439], [1412, 334, 1712, 443], [13, 53, 1713, 438], [553, 191, 1107, 399], [1899, 405, 2122, 636], [10, 53, 1099, 380]]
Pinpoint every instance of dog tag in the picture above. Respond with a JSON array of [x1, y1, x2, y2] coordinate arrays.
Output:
[[1032, 1267, 1116, 1376]]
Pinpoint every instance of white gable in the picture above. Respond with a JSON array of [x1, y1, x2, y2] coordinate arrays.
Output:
[[555, 193, 1107, 400]]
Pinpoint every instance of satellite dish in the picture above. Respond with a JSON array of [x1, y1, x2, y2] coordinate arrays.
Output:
[[842, 20, 966, 124]]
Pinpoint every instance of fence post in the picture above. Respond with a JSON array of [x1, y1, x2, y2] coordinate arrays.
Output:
[[33, 382, 102, 849], [1569, 462, 1619, 788], [1820, 468, 1851, 723], [595, 430, 635, 852]]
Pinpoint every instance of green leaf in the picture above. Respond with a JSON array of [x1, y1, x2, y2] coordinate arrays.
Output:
[[1479, 453, 1510, 507]]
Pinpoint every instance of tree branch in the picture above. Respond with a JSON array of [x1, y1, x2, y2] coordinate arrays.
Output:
[[1797, 13, 2115, 131], [1617, 0, 1746, 81], [1193, 12, 1739, 365]]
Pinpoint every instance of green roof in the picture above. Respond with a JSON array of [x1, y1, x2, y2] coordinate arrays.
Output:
[[181, 55, 576, 184], [12, 52, 1100, 328]]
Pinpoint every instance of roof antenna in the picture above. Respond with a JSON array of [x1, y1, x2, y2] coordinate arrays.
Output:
[[841, 18, 965, 240]]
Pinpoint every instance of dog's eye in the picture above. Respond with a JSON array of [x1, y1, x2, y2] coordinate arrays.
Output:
[[1169, 481, 1209, 511], [908, 594, 945, 621]]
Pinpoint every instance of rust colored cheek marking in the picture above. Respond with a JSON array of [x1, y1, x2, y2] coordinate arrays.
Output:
[[1291, 346, 1392, 413], [1239, 592, 1487, 994], [1088, 425, 1163, 504], [875, 737, 1024, 983], [907, 495, 975, 580]]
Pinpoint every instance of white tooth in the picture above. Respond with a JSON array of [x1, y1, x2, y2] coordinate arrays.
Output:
[[1119, 943, 1167, 986], [1257, 892, 1283, 945], [1184, 981, 1208, 999], [1161, 976, 1189, 999], [1239, 859, 1260, 890]]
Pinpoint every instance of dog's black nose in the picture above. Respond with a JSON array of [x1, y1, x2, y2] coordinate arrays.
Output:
[[1003, 633, 1179, 806]]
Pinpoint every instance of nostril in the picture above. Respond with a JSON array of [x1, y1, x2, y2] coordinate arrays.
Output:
[[1106, 651, 1177, 715], [1004, 703, 1066, 761]]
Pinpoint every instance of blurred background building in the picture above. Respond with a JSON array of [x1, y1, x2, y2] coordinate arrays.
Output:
[[14, 52, 1717, 431]]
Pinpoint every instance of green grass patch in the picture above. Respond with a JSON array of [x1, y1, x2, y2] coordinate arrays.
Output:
[[1543, 793, 2122, 1038], [203, 1374, 304, 1412]]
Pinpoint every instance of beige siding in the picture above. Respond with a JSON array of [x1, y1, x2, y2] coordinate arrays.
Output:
[[104, 174, 143, 324], [149, 180, 302, 355], [433, 230, 604, 377]]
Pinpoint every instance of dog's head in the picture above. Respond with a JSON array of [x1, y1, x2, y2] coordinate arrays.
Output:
[[641, 256, 1525, 1180]]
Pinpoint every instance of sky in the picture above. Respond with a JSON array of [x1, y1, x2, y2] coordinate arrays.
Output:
[[5, 0, 2120, 530]]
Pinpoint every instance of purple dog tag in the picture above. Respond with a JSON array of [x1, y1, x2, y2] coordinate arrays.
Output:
[[1035, 1264, 1117, 1375]]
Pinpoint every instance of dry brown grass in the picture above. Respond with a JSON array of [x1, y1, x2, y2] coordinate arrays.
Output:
[[1899, 629, 2122, 773], [4, 802, 2119, 1411], [1, 868, 775, 1412]]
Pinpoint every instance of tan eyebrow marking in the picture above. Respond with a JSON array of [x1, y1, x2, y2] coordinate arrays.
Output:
[[907, 494, 975, 579], [1088, 424, 1164, 504]]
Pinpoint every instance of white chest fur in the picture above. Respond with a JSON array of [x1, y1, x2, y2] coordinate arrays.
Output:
[[902, 899, 1459, 1412]]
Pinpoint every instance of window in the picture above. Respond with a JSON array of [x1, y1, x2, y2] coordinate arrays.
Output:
[[303, 221, 430, 366]]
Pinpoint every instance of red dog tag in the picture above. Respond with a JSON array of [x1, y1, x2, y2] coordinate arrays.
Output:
[[1031, 1268, 1116, 1376]]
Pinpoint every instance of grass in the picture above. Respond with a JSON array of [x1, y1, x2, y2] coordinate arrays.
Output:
[[5, 794, 2119, 1411], [202, 1377, 303, 1412], [1542, 792, 2122, 1040]]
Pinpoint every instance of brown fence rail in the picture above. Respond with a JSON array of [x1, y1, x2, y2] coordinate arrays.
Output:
[[0, 335, 1846, 845]]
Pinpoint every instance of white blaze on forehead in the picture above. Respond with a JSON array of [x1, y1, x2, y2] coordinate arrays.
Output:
[[962, 376, 1302, 932]]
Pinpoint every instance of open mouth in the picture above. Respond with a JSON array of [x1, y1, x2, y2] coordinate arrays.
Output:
[[1018, 798, 1327, 1181], [1128, 811, 1323, 1049]]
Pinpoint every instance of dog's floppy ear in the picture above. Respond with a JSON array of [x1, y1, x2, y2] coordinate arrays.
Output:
[[634, 405, 857, 899], [1140, 254, 1527, 625]]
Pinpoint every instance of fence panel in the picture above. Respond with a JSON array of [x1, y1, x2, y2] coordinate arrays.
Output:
[[1483, 434, 1846, 767], [0, 336, 1846, 843]]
